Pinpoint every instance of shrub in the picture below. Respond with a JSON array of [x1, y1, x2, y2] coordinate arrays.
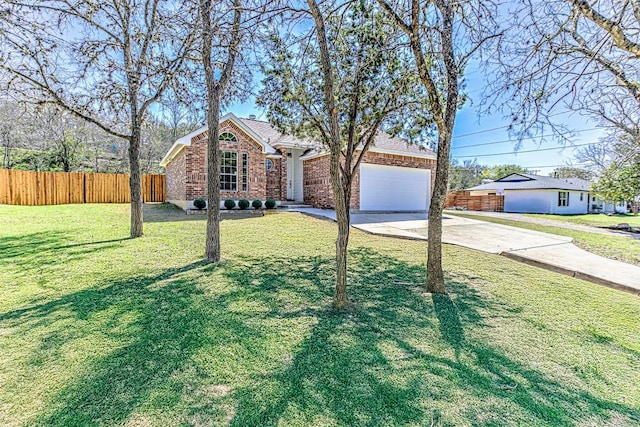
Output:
[[193, 198, 206, 210], [265, 198, 276, 209], [224, 199, 236, 210], [238, 199, 250, 210], [252, 199, 263, 209]]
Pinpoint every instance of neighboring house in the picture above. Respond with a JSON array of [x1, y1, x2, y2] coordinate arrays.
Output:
[[466, 173, 594, 214], [159, 113, 437, 211], [591, 197, 629, 214]]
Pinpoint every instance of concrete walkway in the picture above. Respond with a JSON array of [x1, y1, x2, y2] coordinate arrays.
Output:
[[286, 207, 640, 294]]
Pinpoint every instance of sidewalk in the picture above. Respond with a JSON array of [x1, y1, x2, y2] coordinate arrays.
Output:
[[285, 208, 640, 295]]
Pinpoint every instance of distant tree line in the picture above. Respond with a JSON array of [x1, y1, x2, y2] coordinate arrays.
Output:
[[0, 97, 202, 174]]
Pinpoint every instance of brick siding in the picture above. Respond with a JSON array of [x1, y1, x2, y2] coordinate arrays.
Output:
[[164, 120, 438, 211], [184, 121, 269, 202], [165, 148, 187, 202], [265, 149, 287, 200], [303, 155, 335, 208], [303, 151, 437, 209]]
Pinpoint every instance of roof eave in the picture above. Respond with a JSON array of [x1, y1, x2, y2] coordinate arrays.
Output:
[[272, 142, 317, 149], [368, 147, 436, 160], [159, 142, 187, 167], [301, 147, 437, 162], [222, 113, 276, 154], [160, 114, 278, 166]]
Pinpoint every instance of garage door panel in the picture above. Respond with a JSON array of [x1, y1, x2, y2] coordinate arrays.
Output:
[[359, 163, 430, 211]]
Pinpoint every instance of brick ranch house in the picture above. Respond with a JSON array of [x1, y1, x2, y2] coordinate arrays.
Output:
[[160, 113, 437, 211]]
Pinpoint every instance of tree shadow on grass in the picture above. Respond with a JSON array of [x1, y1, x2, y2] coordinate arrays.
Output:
[[143, 203, 267, 223], [1, 261, 264, 426], [432, 294, 465, 359], [225, 247, 640, 426], [143, 203, 205, 223], [1, 247, 638, 426], [0, 231, 129, 271]]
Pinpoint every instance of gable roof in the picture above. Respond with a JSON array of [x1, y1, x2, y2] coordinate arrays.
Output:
[[466, 173, 591, 192], [160, 113, 436, 167], [159, 113, 276, 167], [238, 118, 318, 149], [299, 130, 436, 160]]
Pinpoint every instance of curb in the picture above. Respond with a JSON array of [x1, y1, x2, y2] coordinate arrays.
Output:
[[500, 251, 640, 296]]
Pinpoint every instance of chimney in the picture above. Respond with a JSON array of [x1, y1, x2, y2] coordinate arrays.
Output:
[[249, 114, 256, 120]]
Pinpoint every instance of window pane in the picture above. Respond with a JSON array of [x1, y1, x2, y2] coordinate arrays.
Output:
[[242, 153, 248, 192], [220, 152, 237, 191], [219, 132, 237, 142]]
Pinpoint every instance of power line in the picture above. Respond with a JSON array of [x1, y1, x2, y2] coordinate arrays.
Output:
[[451, 110, 576, 139], [519, 163, 589, 169], [452, 125, 509, 139], [452, 142, 598, 159], [452, 127, 602, 150]]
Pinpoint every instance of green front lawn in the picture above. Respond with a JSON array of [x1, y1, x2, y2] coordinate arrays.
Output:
[[524, 213, 640, 228], [451, 212, 640, 267], [1, 204, 639, 426]]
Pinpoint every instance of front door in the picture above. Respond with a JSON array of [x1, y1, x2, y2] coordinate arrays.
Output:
[[286, 149, 304, 201], [286, 152, 294, 200]]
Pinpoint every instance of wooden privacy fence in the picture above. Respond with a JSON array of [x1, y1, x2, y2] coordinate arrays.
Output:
[[0, 169, 165, 206], [445, 191, 504, 212]]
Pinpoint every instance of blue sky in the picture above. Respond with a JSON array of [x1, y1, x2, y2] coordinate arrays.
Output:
[[223, 63, 605, 177]]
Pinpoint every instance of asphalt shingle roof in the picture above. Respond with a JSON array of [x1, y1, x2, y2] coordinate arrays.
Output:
[[466, 173, 591, 191], [239, 118, 436, 157], [239, 118, 317, 148]]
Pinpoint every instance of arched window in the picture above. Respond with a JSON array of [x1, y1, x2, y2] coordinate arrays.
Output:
[[219, 132, 237, 142]]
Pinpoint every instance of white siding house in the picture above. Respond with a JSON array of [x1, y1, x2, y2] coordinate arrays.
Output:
[[589, 195, 629, 214], [503, 189, 589, 214], [467, 173, 592, 214]]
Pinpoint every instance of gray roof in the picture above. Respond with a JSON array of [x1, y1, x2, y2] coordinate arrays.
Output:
[[372, 131, 436, 156], [466, 173, 591, 191], [239, 117, 436, 157], [239, 118, 317, 148]]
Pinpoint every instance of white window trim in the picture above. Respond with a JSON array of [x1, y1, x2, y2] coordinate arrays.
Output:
[[558, 191, 569, 207], [221, 151, 238, 192]]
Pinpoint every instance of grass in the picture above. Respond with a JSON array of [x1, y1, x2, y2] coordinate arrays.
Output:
[[451, 212, 640, 267], [523, 213, 640, 228], [1, 203, 639, 426]]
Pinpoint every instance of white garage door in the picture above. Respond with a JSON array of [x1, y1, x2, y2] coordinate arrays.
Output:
[[359, 163, 430, 211]]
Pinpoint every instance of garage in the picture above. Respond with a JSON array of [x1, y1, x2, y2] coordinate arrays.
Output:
[[359, 163, 430, 211]]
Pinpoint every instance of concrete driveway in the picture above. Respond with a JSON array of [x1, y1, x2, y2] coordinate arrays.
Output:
[[287, 208, 640, 294], [351, 213, 573, 253]]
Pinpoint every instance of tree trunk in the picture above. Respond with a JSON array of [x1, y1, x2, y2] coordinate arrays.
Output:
[[62, 143, 70, 172], [330, 147, 350, 308], [424, 4, 457, 294], [204, 87, 222, 262], [3, 144, 10, 169], [426, 129, 452, 294], [129, 129, 144, 238]]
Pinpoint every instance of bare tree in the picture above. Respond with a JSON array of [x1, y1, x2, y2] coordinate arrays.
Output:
[[260, 0, 426, 307], [30, 106, 84, 172], [494, 0, 640, 146], [160, 87, 204, 141], [0, 0, 195, 237], [0, 97, 28, 169], [378, 0, 501, 293]]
